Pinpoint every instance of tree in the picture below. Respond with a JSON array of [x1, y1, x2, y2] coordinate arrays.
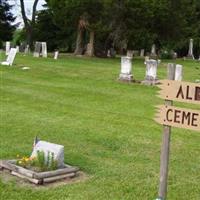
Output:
[[19, 0, 39, 49], [0, 0, 16, 47]]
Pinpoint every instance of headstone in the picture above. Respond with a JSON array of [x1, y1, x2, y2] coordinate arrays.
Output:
[[5, 41, 10, 56], [175, 64, 183, 81], [127, 50, 134, 58], [31, 141, 64, 168], [41, 42, 47, 58], [1, 48, 17, 66], [33, 42, 41, 57], [133, 50, 139, 56], [142, 59, 159, 85], [140, 49, 145, 57], [187, 38, 194, 59], [24, 45, 30, 54], [110, 48, 115, 58], [85, 43, 94, 56], [0, 49, 3, 62], [144, 56, 150, 64], [119, 56, 133, 82], [54, 51, 59, 60], [172, 52, 177, 59], [107, 49, 111, 58], [16, 46, 19, 53], [150, 44, 157, 57]]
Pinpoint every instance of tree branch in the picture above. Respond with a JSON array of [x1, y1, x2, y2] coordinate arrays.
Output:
[[19, 0, 29, 27], [32, 0, 39, 24]]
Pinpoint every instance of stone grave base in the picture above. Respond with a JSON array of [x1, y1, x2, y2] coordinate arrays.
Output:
[[141, 77, 160, 86], [119, 73, 133, 82], [0, 160, 79, 185]]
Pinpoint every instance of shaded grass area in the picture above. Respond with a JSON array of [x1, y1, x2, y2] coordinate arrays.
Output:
[[0, 54, 200, 199]]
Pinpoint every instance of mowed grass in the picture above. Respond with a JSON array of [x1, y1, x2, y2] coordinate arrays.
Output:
[[0, 54, 200, 200]]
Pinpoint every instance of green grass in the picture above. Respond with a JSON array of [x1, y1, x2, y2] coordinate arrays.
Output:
[[0, 54, 200, 200]]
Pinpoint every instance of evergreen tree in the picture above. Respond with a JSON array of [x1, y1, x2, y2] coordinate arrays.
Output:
[[0, 0, 16, 47]]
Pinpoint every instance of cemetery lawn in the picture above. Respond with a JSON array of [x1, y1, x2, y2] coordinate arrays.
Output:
[[0, 54, 200, 200]]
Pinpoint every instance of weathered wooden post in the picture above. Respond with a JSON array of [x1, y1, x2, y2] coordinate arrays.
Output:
[[155, 64, 200, 199], [157, 63, 175, 200]]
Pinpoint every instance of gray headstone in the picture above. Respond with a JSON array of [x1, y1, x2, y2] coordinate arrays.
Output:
[[33, 42, 42, 57], [31, 141, 64, 168], [187, 38, 194, 59], [119, 56, 133, 82], [142, 59, 159, 85], [1, 48, 17, 66], [140, 49, 145, 57], [24, 45, 30, 54]]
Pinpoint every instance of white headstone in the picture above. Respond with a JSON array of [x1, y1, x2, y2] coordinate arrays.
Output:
[[31, 141, 64, 168], [41, 42, 47, 58], [1, 48, 17, 66], [119, 56, 133, 81], [151, 44, 157, 56], [175, 64, 183, 81], [145, 59, 158, 80], [140, 49, 145, 57], [6, 41, 10, 56], [187, 38, 194, 59], [54, 51, 59, 60]]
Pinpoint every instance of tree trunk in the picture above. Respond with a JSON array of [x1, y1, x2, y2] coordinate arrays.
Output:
[[19, 0, 39, 50], [74, 27, 84, 55], [85, 31, 95, 57]]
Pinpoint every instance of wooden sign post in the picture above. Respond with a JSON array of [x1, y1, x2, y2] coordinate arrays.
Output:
[[155, 64, 200, 200]]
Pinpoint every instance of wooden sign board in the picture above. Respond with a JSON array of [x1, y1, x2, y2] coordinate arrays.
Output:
[[158, 80, 200, 105], [155, 105, 200, 131]]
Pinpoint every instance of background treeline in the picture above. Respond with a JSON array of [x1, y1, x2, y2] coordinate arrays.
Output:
[[1, 0, 200, 57]]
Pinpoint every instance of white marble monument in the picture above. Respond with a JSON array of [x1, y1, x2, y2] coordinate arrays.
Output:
[[119, 56, 133, 82], [31, 141, 64, 168], [5, 41, 10, 56], [175, 64, 183, 81], [1, 48, 17, 66], [187, 38, 194, 59], [142, 59, 159, 85]]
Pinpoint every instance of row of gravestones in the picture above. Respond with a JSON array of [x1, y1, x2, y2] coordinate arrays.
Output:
[[5, 41, 59, 59], [1, 41, 60, 66], [126, 39, 200, 60], [119, 56, 183, 84]]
